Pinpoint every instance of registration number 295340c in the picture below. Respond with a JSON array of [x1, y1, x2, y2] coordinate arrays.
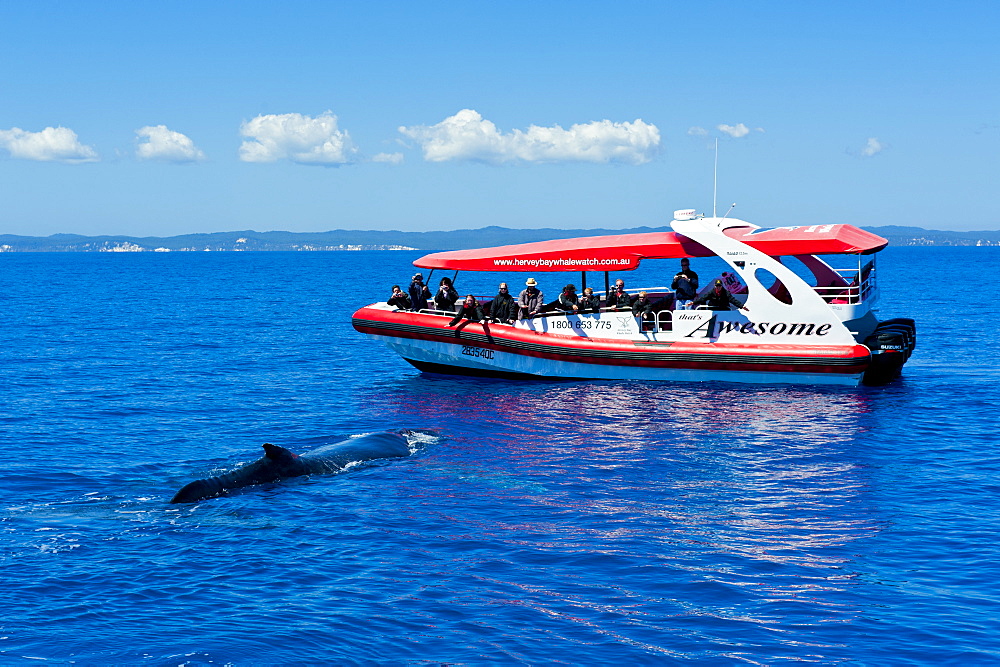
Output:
[[461, 345, 495, 360]]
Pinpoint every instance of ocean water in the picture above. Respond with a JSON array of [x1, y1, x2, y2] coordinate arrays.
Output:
[[2, 246, 998, 665]]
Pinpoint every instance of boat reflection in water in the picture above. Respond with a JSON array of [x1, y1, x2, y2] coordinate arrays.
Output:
[[369, 374, 885, 658]]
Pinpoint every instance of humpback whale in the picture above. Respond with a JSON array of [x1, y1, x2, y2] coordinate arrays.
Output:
[[170, 430, 420, 503]]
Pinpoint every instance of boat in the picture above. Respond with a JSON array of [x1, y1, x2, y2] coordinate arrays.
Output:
[[352, 209, 915, 386]]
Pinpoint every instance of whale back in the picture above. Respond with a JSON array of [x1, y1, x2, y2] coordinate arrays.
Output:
[[170, 442, 307, 503], [170, 432, 418, 503], [301, 432, 412, 472]]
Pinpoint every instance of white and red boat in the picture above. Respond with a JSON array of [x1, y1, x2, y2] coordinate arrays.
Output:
[[352, 210, 915, 386]]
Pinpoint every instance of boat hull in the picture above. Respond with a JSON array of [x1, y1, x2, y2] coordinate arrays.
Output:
[[353, 308, 871, 386]]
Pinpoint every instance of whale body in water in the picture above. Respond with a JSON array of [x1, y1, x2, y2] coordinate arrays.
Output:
[[171, 430, 421, 503]]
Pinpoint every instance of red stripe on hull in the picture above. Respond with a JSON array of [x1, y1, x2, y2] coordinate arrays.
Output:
[[352, 308, 870, 376]]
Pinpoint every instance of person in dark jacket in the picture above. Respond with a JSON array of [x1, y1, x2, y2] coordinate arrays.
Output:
[[671, 258, 699, 310], [631, 290, 655, 321], [578, 287, 600, 313], [693, 279, 749, 311], [517, 277, 544, 319], [435, 277, 460, 313], [557, 284, 579, 312], [408, 273, 431, 311], [387, 284, 412, 310], [447, 295, 485, 326], [606, 278, 632, 309], [490, 282, 518, 324]]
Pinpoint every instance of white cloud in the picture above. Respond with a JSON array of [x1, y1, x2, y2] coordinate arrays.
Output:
[[687, 126, 709, 137], [861, 137, 884, 157], [399, 109, 660, 164], [0, 126, 98, 163], [136, 125, 205, 163], [717, 123, 751, 138], [239, 111, 357, 165], [372, 152, 404, 165]]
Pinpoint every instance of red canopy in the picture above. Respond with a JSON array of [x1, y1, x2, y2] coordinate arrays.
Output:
[[414, 224, 887, 272]]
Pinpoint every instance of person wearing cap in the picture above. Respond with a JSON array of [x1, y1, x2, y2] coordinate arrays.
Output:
[[489, 282, 518, 324], [517, 277, 545, 319], [671, 258, 699, 310], [408, 272, 431, 311], [557, 284, 579, 312], [387, 284, 412, 310], [692, 279, 749, 312]]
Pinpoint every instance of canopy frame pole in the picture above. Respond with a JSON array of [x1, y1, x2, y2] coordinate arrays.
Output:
[[581, 271, 587, 291], [604, 271, 610, 298]]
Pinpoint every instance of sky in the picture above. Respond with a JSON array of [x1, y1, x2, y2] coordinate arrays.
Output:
[[1, 1, 997, 236]]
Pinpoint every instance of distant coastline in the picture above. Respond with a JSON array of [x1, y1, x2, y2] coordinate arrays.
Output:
[[1, 224, 998, 252]]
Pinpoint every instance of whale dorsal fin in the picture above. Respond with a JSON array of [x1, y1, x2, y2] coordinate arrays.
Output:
[[262, 443, 299, 463]]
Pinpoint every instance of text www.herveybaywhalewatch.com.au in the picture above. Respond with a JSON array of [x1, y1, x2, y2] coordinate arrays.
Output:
[[493, 257, 631, 268]]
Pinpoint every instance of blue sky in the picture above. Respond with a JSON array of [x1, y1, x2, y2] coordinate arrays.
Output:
[[1, 1, 996, 236]]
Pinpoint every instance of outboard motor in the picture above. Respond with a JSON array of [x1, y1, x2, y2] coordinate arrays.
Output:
[[862, 319, 917, 385]]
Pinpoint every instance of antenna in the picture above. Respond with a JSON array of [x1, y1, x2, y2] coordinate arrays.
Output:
[[712, 138, 718, 218], [721, 202, 736, 220]]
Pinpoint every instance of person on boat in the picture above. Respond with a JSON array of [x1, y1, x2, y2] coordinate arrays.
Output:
[[557, 284, 579, 312], [435, 277, 460, 313], [671, 258, 699, 310], [606, 279, 633, 309], [631, 290, 655, 322], [387, 284, 412, 310], [578, 286, 600, 313], [693, 279, 749, 312], [447, 295, 486, 326], [489, 282, 518, 324], [408, 273, 431, 311], [517, 278, 545, 319]]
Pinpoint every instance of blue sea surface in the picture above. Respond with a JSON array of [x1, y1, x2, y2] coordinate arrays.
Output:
[[2, 246, 998, 664]]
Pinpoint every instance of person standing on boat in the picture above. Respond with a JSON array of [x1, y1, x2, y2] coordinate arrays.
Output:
[[606, 279, 632, 309], [518, 278, 545, 319], [578, 287, 600, 313], [408, 273, 431, 311], [693, 279, 749, 312], [490, 283, 518, 324], [671, 258, 699, 310], [435, 277, 460, 313], [557, 284, 579, 312], [387, 285, 412, 310], [447, 295, 485, 327]]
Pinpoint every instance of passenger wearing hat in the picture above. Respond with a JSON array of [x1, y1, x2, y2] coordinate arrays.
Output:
[[408, 272, 431, 311], [517, 277, 545, 319], [692, 279, 749, 312], [557, 284, 579, 312]]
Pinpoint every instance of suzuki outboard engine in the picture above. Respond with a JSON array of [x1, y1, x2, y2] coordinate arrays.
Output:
[[862, 318, 916, 385]]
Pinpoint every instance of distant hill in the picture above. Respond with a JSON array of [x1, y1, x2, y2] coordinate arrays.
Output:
[[1, 224, 998, 252]]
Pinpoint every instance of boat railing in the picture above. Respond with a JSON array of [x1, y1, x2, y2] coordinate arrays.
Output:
[[654, 310, 673, 333], [812, 266, 876, 305]]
